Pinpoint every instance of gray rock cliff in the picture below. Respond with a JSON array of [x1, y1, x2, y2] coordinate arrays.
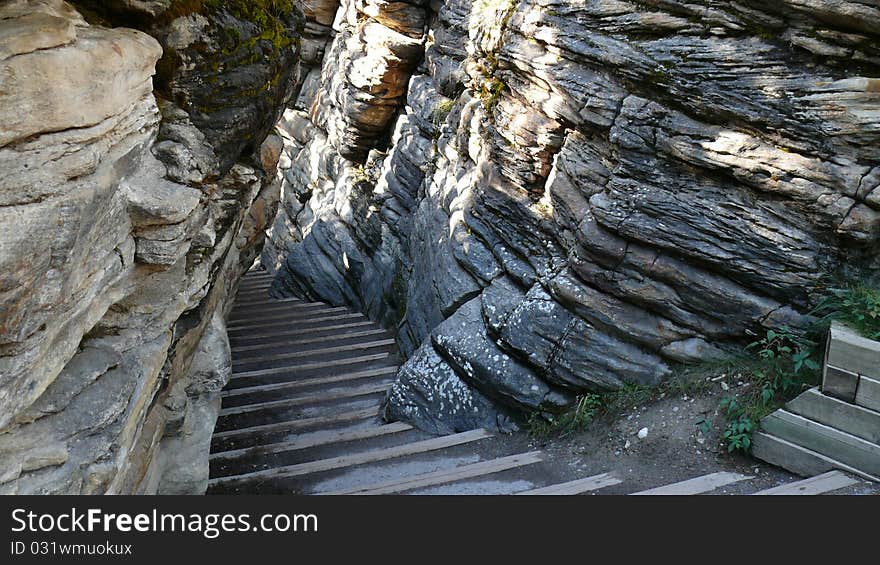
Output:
[[263, 0, 880, 433], [0, 0, 300, 493]]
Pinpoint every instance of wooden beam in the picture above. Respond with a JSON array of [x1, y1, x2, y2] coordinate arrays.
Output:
[[826, 322, 880, 380], [227, 308, 351, 330], [227, 313, 364, 335], [761, 410, 880, 476], [323, 452, 544, 495], [786, 387, 880, 444], [855, 376, 880, 412], [208, 429, 493, 487], [231, 328, 387, 354], [228, 320, 375, 343], [218, 381, 392, 417], [222, 367, 398, 398], [630, 472, 752, 495], [211, 407, 381, 441], [210, 422, 413, 461], [230, 352, 391, 380], [752, 470, 858, 495], [516, 473, 622, 495], [233, 339, 396, 366]]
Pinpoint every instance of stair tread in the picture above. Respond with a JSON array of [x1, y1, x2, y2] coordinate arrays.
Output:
[[753, 470, 858, 495]]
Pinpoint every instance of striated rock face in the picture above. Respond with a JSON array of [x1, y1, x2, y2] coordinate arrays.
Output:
[[266, 0, 880, 433], [0, 0, 298, 493]]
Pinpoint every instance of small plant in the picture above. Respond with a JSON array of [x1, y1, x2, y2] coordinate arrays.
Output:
[[717, 326, 821, 453], [431, 99, 455, 127], [812, 282, 880, 340], [696, 418, 712, 435], [479, 77, 506, 111], [719, 397, 755, 453], [528, 394, 603, 438]]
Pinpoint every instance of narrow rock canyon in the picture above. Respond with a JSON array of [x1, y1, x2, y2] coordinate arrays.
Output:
[[0, 0, 878, 493]]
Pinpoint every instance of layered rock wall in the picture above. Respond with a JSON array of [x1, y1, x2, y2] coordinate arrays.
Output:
[[266, 0, 880, 433], [0, 0, 299, 493]]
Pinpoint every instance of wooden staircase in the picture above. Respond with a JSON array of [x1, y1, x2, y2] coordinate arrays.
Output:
[[752, 323, 880, 482], [207, 270, 867, 495]]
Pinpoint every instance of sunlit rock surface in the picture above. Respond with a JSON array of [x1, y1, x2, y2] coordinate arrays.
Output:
[[0, 0, 299, 494], [265, 0, 880, 430]]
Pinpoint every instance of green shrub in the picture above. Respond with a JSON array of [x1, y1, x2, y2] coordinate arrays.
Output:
[[528, 394, 603, 438], [718, 326, 821, 453], [812, 282, 880, 340]]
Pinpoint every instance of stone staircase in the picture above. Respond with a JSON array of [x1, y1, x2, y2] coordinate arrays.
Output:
[[207, 270, 869, 495], [753, 323, 880, 482]]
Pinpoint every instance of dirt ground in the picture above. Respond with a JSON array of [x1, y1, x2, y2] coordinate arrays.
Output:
[[505, 376, 880, 495]]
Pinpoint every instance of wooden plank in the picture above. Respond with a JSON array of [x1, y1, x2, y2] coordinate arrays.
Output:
[[231, 328, 387, 354], [232, 297, 302, 308], [230, 352, 391, 380], [752, 470, 858, 495], [211, 407, 381, 441], [222, 367, 398, 398], [229, 305, 347, 325], [324, 452, 545, 495], [219, 381, 392, 417], [786, 387, 880, 444], [826, 321, 880, 380], [236, 288, 272, 296], [751, 432, 880, 482], [235, 285, 272, 294], [227, 308, 351, 330], [229, 301, 325, 319], [208, 428, 493, 487], [761, 410, 880, 476], [630, 472, 752, 495], [228, 321, 375, 344], [234, 339, 396, 366], [227, 313, 364, 335], [516, 473, 621, 495], [822, 364, 860, 403], [855, 376, 880, 412], [210, 422, 413, 461]]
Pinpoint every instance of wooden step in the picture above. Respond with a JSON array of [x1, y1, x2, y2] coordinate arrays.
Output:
[[218, 382, 392, 417], [751, 432, 880, 482], [211, 422, 413, 461], [227, 312, 364, 335], [232, 297, 302, 308], [229, 321, 376, 344], [323, 452, 544, 495], [231, 329, 388, 354], [856, 376, 880, 412], [752, 470, 858, 495], [222, 367, 398, 399], [786, 387, 880, 444], [234, 339, 396, 366], [230, 352, 392, 380], [239, 278, 272, 287], [826, 322, 880, 381], [230, 298, 319, 313], [229, 301, 326, 319], [228, 308, 351, 330], [630, 472, 752, 495], [209, 428, 493, 488], [211, 407, 381, 442], [236, 285, 273, 294], [761, 410, 880, 476], [230, 304, 347, 324], [516, 473, 621, 495]]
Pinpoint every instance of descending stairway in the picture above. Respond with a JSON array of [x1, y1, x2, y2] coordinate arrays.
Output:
[[752, 323, 880, 482], [207, 270, 868, 495]]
